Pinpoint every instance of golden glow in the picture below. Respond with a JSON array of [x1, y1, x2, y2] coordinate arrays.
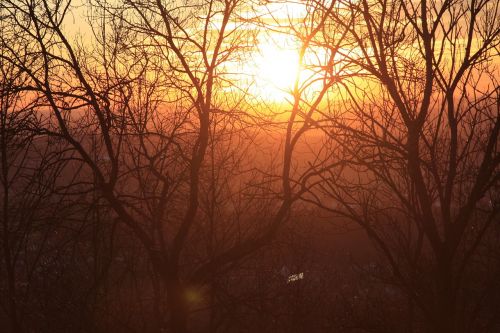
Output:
[[251, 34, 301, 101], [240, 1, 307, 102]]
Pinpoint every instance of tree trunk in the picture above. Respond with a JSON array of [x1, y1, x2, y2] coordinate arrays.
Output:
[[166, 275, 188, 333], [433, 253, 457, 333]]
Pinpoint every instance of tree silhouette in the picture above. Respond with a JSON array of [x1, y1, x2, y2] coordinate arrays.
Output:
[[301, 0, 500, 331], [0, 0, 498, 332]]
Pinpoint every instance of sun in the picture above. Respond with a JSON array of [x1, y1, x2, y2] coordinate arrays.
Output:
[[251, 34, 301, 101]]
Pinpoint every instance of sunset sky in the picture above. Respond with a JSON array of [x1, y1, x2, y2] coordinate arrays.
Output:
[[0, 1, 498, 332]]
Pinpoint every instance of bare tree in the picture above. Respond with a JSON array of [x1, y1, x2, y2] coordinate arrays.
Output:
[[0, 0, 332, 331], [0, 22, 101, 332], [299, 0, 500, 331], [3, 0, 497, 331]]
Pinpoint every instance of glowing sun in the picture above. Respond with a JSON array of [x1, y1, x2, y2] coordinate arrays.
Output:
[[252, 34, 301, 101]]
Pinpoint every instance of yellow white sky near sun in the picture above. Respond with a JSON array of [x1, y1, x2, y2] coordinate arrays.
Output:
[[60, 0, 499, 104]]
